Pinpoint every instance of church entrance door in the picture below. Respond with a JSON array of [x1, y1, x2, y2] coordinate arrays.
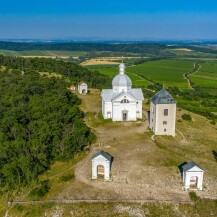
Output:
[[122, 111, 128, 121], [190, 176, 198, 188]]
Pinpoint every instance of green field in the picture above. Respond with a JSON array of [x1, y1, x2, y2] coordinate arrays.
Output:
[[91, 66, 152, 87], [0, 49, 86, 57], [91, 59, 197, 89], [126, 59, 195, 88], [190, 62, 217, 88], [166, 49, 217, 58]]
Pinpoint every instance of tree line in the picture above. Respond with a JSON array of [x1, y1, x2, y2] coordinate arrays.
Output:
[[0, 41, 172, 54], [0, 55, 111, 89], [0, 68, 95, 190]]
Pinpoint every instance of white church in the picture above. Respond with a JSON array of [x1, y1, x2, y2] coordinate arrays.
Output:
[[101, 63, 144, 121]]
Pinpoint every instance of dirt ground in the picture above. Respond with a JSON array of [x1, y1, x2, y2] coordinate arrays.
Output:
[[54, 89, 217, 202]]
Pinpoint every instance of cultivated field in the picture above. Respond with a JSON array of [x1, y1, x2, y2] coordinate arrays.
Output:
[[173, 48, 192, 52], [127, 59, 194, 89], [92, 59, 195, 89], [190, 61, 217, 88], [81, 58, 120, 66], [90, 67, 152, 88], [80, 57, 142, 66]]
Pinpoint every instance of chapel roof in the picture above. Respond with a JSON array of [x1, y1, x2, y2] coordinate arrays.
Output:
[[151, 88, 176, 104], [112, 73, 132, 87], [182, 161, 204, 172], [92, 150, 112, 161], [78, 81, 87, 85], [101, 88, 144, 102]]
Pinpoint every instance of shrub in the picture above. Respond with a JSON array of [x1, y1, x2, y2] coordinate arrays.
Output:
[[189, 191, 200, 202], [29, 180, 50, 200], [59, 174, 74, 182], [181, 113, 192, 121], [210, 120, 216, 125]]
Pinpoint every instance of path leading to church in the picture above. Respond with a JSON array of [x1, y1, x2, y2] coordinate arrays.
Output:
[[70, 89, 191, 202]]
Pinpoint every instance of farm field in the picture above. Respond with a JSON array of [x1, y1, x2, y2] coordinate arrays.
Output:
[[127, 59, 194, 89], [166, 49, 217, 58], [80, 56, 143, 67], [0, 49, 86, 57], [92, 59, 195, 89], [190, 61, 217, 88], [90, 67, 152, 87]]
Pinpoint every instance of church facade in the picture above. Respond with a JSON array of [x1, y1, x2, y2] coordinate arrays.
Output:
[[101, 63, 144, 121]]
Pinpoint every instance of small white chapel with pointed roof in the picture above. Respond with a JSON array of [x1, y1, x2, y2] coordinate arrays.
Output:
[[101, 63, 144, 121]]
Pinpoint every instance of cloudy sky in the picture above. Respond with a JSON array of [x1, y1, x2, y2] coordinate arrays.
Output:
[[0, 0, 217, 40]]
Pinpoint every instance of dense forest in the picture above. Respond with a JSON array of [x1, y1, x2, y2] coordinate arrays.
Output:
[[0, 68, 95, 190], [0, 41, 171, 54], [0, 55, 111, 88]]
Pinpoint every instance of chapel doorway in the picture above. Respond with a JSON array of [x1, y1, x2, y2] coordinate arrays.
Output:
[[122, 111, 128, 121], [190, 176, 198, 188], [107, 112, 111, 118], [97, 165, 105, 176]]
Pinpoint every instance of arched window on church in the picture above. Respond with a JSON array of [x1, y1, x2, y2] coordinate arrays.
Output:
[[121, 99, 129, 103]]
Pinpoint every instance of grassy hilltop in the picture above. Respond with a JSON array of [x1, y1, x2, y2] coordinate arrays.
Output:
[[0, 43, 217, 216]]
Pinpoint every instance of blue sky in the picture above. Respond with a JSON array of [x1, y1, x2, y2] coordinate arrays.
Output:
[[0, 0, 217, 40]]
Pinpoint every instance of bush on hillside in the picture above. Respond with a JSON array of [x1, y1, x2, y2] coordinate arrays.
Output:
[[181, 114, 192, 121], [189, 191, 200, 202], [29, 180, 50, 199]]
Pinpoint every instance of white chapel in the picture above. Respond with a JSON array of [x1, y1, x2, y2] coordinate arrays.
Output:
[[101, 63, 144, 121]]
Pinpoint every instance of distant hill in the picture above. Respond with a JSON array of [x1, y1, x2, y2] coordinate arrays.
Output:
[[0, 41, 171, 53]]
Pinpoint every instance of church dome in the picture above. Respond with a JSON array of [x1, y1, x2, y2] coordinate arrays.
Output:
[[112, 73, 132, 87], [112, 63, 132, 87]]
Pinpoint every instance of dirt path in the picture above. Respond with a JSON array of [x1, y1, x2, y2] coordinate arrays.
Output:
[[72, 90, 192, 202], [10, 198, 195, 206], [183, 63, 201, 89]]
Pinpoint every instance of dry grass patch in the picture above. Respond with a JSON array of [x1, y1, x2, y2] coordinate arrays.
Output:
[[77, 89, 102, 113], [81, 59, 120, 66], [39, 72, 62, 78], [173, 48, 192, 52]]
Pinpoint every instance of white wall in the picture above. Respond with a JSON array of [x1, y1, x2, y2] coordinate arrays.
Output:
[[113, 85, 131, 93], [102, 101, 112, 119], [78, 84, 88, 94], [102, 91, 143, 121], [136, 101, 143, 119], [92, 155, 111, 180], [112, 101, 137, 121], [150, 102, 176, 136], [150, 102, 156, 132], [183, 171, 204, 190]]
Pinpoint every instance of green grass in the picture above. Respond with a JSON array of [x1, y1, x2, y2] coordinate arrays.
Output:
[[90, 66, 151, 87], [0, 50, 86, 57], [190, 62, 217, 88], [190, 61, 217, 97], [127, 59, 194, 89], [85, 64, 119, 69], [166, 49, 217, 58], [6, 199, 217, 217]]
